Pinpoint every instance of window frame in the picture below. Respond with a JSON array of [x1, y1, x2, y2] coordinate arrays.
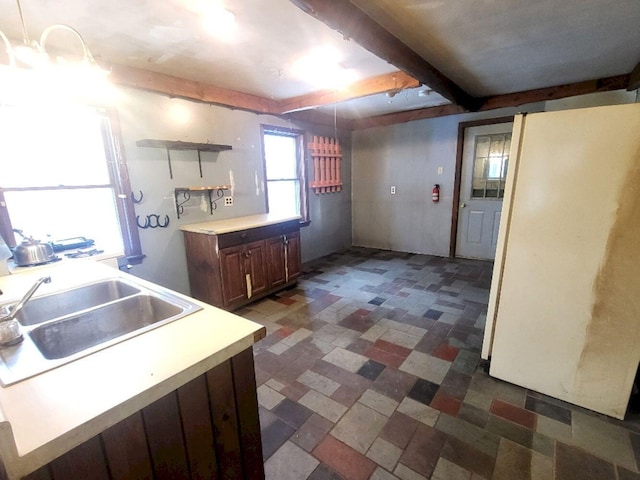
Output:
[[0, 106, 144, 265], [260, 125, 309, 224]]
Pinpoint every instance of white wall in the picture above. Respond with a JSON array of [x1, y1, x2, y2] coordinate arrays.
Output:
[[112, 87, 351, 294], [351, 90, 637, 256]]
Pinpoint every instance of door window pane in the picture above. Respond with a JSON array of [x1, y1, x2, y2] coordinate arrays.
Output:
[[471, 133, 511, 199]]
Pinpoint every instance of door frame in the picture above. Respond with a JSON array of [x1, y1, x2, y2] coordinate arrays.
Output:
[[449, 116, 515, 258]]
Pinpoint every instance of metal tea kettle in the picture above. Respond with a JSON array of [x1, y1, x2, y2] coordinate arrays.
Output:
[[12, 229, 57, 267]]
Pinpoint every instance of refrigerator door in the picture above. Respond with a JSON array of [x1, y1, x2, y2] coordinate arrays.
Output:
[[485, 103, 640, 419]]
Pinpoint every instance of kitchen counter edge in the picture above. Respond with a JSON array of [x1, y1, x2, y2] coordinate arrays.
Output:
[[0, 262, 265, 480], [179, 213, 301, 235]]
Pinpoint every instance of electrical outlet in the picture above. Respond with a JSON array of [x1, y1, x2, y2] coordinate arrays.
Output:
[[438, 166, 444, 175], [390, 186, 396, 195], [224, 196, 233, 206]]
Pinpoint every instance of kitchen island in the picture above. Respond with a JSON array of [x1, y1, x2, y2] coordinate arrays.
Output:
[[181, 213, 302, 310], [0, 261, 265, 479]]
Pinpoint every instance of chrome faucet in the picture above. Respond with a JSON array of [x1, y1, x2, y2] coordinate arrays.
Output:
[[0, 276, 51, 347]]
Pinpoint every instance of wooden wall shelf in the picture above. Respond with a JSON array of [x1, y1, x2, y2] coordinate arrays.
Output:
[[137, 139, 233, 179], [136, 139, 232, 152], [174, 186, 231, 219]]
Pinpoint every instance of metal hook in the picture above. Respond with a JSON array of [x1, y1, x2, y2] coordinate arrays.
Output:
[[131, 190, 144, 204], [136, 215, 150, 229], [158, 215, 170, 228]]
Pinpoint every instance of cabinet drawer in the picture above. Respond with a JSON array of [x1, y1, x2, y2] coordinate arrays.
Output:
[[217, 220, 300, 249]]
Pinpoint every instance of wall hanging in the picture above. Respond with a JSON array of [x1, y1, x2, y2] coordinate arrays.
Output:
[[309, 136, 342, 194]]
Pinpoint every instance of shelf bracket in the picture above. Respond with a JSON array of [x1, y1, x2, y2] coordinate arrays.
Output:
[[165, 148, 173, 179], [174, 186, 230, 219], [208, 188, 225, 214], [175, 190, 191, 219]]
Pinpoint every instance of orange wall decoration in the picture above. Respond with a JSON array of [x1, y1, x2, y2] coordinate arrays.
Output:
[[309, 136, 342, 194]]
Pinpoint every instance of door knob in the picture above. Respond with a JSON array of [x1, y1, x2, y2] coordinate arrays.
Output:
[[460, 203, 466, 208]]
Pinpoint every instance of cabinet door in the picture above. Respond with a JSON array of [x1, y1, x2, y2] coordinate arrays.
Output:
[[285, 231, 301, 282], [266, 236, 287, 288], [219, 245, 246, 306], [245, 240, 268, 298]]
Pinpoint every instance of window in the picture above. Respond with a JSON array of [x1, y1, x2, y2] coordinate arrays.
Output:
[[471, 133, 512, 199], [261, 126, 308, 222], [0, 104, 142, 263]]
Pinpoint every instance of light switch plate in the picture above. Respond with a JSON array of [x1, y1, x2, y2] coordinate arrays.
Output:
[[438, 166, 444, 175]]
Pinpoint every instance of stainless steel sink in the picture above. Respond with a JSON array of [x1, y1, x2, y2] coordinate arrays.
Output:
[[16, 279, 141, 326], [0, 277, 202, 385], [30, 295, 183, 360]]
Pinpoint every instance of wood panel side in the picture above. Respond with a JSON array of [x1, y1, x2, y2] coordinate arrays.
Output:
[[21, 467, 52, 480], [286, 230, 302, 281], [142, 392, 190, 480], [183, 231, 222, 306], [49, 436, 109, 480], [231, 349, 265, 479], [101, 412, 154, 480], [177, 375, 219, 480], [206, 361, 243, 480]]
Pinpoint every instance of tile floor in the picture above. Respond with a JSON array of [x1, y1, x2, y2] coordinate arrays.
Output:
[[237, 247, 640, 480]]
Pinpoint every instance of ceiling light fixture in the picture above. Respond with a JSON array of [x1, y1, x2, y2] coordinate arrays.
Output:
[[291, 46, 357, 90], [0, 0, 107, 72]]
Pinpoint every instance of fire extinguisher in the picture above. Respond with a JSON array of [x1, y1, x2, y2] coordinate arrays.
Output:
[[432, 184, 440, 203]]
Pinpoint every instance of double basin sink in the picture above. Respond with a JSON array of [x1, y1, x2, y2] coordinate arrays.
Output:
[[0, 277, 202, 385]]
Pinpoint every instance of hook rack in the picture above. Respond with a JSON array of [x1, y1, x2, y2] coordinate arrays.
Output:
[[174, 185, 231, 219], [130, 190, 144, 204], [136, 214, 170, 229]]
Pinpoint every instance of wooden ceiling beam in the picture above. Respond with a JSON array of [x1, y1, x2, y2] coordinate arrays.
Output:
[[108, 64, 277, 114], [285, 109, 356, 130], [352, 74, 630, 130], [479, 74, 630, 110], [288, 0, 480, 111], [276, 71, 419, 114]]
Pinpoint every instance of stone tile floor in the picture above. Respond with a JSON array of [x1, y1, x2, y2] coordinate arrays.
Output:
[[237, 247, 640, 480]]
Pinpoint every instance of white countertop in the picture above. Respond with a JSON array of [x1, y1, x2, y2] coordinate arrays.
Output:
[[0, 262, 265, 479], [180, 213, 301, 235]]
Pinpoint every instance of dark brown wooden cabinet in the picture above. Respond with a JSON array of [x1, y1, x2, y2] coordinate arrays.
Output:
[[21, 348, 264, 480], [285, 231, 302, 281], [183, 219, 301, 310], [219, 240, 269, 306]]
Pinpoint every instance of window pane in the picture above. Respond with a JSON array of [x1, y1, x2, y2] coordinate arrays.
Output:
[[0, 105, 110, 187], [471, 133, 511, 199], [264, 135, 297, 180], [267, 181, 299, 216], [5, 189, 124, 253]]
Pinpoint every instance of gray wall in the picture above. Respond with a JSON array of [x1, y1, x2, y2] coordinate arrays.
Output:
[[351, 90, 637, 257], [113, 87, 351, 294]]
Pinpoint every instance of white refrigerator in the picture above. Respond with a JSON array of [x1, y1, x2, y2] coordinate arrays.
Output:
[[482, 102, 640, 419]]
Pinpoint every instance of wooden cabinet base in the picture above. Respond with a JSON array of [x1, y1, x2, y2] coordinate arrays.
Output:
[[183, 219, 302, 310], [22, 348, 264, 480]]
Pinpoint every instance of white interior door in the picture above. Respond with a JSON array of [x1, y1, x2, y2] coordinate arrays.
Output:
[[456, 123, 513, 260]]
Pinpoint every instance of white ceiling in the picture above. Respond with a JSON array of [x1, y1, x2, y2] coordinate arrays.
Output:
[[0, 0, 638, 118]]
